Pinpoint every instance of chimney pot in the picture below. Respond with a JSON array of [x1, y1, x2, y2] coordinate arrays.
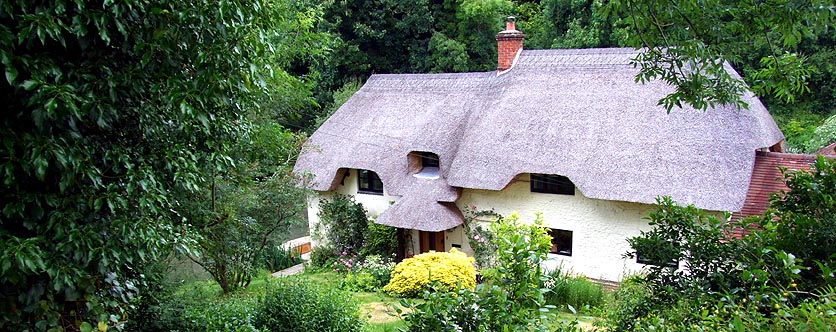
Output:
[[496, 16, 524, 72]]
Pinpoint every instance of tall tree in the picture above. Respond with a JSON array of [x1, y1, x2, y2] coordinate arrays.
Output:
[[604, 0, 835, 111], [0, 0, 316, 329]]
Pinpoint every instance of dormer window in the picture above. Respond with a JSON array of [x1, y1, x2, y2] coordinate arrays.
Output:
[[410, 151, 440, 179], [531, 174, 574, 195], [358, 169, 383, 195]]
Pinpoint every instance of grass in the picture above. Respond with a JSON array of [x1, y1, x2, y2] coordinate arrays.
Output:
[[288, 270, 409, 332], [290, 269, 601, 332], [167, 266, 602, 332]]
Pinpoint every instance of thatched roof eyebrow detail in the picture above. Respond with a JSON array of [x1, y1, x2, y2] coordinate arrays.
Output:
[[294, 48, 784, 220]]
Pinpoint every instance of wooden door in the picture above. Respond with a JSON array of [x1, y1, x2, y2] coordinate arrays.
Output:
[[419, 231, 445, 253]]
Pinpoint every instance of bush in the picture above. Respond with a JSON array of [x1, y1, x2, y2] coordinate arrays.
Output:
[[155, 282, 263, 332], [341, 271, 380, 292], [361, 219, 398, 258], [308, 245, 338, 270], [314, 195, 369, 255], [253, 281, 364, 332], [338, 254, 395, 292], [596, 276, 654, 331], [384, 249, 476, 298], [400, 213, 584, 332], [363, 254, 395, 287], [543, 268, 606, 310], [258, 245, 300, 272]]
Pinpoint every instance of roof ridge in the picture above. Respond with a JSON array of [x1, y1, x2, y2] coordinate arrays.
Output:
[[758, 151, 821, 161]]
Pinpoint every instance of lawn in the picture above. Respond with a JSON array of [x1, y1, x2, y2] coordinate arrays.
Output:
[[280, 269, 598, 332]]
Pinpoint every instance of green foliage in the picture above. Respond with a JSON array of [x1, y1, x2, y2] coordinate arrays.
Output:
[[336, 254, 393, 292], [384, 249, 476, 298], [462, 206, 500, 270], [601, 159, 836, 331], [426, 32, 471, 73], [626, 197, 742, 302], [138, 277, 365, 332], [400, 212, 586, 332], [341, 271, 381, 292], [542, 268, 606, 310], [482, 212, 553, 313], [454, 0, 514, 71], [808, 113, 836, 152], [362, 254, 396, 287], [596, 276, 654, 331], [312, 79, 363, 130], [314, 194, 369, 255], [0, 0, 323, 329], [258, 245, 301, 273], [184, 164, 310, 294], [362, 218, 398, 259], [253, 280, 365, 332], [759, 156, 836, 288], [146, 280, 264, 332], [309, 245, 339, 270], [531, 0, 629, 49], [604, 0, 835, 111], [319, 0, 434, 81]]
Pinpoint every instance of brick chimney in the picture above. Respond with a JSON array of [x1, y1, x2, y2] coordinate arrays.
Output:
[[496, 16, 524, 72]]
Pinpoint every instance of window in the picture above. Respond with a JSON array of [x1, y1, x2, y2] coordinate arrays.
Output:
[[420, 152, 439, 168], [358, 170, 383, 194], [531, 174, 575, 195], [636, 251, 678, 268], [548, 229, 572, 256], [411, 151, 440, 179]]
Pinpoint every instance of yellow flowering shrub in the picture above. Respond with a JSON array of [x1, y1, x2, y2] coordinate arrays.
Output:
[[383, 248, 476, 298]]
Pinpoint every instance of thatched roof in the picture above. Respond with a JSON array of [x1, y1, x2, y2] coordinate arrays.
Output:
[[294, 48, 784, 231]]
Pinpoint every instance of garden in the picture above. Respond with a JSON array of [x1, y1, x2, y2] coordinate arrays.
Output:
[[125, 157, 836, 332]]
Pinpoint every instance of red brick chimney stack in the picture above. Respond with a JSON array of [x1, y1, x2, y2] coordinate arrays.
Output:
[[496, 16, 524, 72]]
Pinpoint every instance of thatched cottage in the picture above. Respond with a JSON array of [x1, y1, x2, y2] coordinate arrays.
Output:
[[293, 19, 785, 282]]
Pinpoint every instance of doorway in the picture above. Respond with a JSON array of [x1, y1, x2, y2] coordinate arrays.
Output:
[[419, 231, 445, 253]]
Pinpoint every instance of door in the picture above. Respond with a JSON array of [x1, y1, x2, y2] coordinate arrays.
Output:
[[419, 231, 445, 253]]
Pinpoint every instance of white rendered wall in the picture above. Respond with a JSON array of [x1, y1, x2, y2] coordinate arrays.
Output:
[[457, 174, 657, 282], [307, 171, 677, 282], [307, 169, 396, 248]]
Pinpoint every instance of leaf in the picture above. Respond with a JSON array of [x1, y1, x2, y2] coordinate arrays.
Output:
[[5, 65, 17, 84], [80, 322, 93, 332], [21, 79, 39, 90]]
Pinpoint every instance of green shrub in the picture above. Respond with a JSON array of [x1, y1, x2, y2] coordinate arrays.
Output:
[[308, 245, 338, 270], [400, 213, 584, 332], [596, 276, 654, 331], [361, 218, 398, 258], [155, 282, 263, 332], [341, 271, 380, 292], [314, 195, 369, 255], [253, 281, 364, 332], [362, 254, 395, 287], [384, 249, 476, 298], [258, 245, 300, 272], [543, 268, 606, 310]]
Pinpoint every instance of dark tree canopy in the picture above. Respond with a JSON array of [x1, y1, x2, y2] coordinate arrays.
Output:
[[0, 0, 313, 329]]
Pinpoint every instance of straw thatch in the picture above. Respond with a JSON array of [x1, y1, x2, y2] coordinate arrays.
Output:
[[294, 48, 784, 231]]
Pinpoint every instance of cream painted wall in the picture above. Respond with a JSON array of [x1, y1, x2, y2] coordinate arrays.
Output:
[[307, 171, 668, 282], [307, 169, 397, 248], [457, 174, 658, 282]]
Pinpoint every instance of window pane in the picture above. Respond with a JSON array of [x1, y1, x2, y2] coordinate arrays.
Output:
[[421, 152, 439, 168], [531, 174, 574, 195], [549, 228, 572, 256], [358, 169, 383, 194]]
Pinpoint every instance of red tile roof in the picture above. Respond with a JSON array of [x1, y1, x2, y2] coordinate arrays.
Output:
[[730, 151, 820, 238], [733, 151, 818, 220], [818, 142, 836, 156]]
